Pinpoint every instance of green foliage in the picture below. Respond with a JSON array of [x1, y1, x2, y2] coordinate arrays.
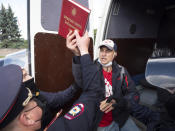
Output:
[[6, 6, 21, 41], [0, 4, 22, 48], [94, 29, 97, 43], [0, 39, 28, 49], [0, 4, 8, 40]]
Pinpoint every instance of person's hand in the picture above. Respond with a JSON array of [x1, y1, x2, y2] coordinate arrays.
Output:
[[74, 30, 90, 56], [22, 68, 32, 82], [100, 99, 116, 113], [66, 30, 80, 56]]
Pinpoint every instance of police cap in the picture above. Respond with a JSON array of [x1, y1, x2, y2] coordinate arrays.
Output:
[[0, 64, 38, 129]]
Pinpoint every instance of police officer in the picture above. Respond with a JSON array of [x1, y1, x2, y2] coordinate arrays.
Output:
[[0, 31, 103, 131], [46, 31, 103, 131], [0, 64, 45, 131]]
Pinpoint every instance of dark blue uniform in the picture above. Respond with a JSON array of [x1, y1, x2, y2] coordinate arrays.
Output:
[[0, 54, 103, 130], [45, 54, 103, 131]]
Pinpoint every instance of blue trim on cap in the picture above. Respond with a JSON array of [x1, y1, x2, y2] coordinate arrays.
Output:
[[114, 43, 117, 52]]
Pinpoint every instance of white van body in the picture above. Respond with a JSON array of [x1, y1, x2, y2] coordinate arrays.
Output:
[[29, 0, 175, 108], [28, 0, 175, 129], [29, 0, 98, 76]]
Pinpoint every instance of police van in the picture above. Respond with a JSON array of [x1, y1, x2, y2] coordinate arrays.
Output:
[[28, 0, 175, 100], [22, 0, 175, 129], [0, 0, 174, 130]]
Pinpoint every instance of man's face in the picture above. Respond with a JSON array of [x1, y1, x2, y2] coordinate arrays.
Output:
[[22, 69, 43, 129], [99, 46, 116, 65], [22, 69, 32, 82], [23, 100, 43, 129]]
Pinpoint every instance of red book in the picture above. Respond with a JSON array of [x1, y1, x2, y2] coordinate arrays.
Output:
[[58, 0, 91, 38]]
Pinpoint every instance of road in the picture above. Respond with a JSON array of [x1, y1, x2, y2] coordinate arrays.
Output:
[[0, 48, 23, 57]]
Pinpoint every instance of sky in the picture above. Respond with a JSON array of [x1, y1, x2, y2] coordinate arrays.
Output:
[[0, 0, 106, 40]]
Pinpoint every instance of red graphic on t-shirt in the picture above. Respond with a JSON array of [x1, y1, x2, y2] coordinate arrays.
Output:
[[99, 69, 113, 127], [103, 69, 113, 97]]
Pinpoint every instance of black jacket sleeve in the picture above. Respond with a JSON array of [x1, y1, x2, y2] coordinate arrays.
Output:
[[118, 68, 160, 130], [122, 68, 139, 102], [72, 56, 82, 87], [46, 54, 103, 131], [80, 54, 102, 94], [41, 54, 101, 110], [40, 84, 79, 110], [114, 68, 139, 111]]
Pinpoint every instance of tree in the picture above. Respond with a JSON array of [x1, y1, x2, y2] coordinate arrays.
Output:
[[6, 5, 21, 41], [0, 4, 8, 41], [0, 4, 21, 43]]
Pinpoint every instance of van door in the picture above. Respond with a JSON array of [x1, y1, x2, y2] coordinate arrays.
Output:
[[30, 0, 91, 92]]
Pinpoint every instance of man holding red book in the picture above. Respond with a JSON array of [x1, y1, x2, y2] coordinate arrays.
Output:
[[68, 31, 160, 131]]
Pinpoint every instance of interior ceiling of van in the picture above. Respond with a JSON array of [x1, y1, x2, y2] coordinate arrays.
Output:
[[161, 0, 175, 5], [107, 0, 175, 76], [161, 0, 175, 8]]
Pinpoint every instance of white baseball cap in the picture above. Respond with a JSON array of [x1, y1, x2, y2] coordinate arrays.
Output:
[[98, 39, 117, 52]]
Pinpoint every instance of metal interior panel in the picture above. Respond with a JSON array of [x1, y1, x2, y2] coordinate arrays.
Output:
[[107, 0, 164, 38], [113, 38, 156, 76]]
